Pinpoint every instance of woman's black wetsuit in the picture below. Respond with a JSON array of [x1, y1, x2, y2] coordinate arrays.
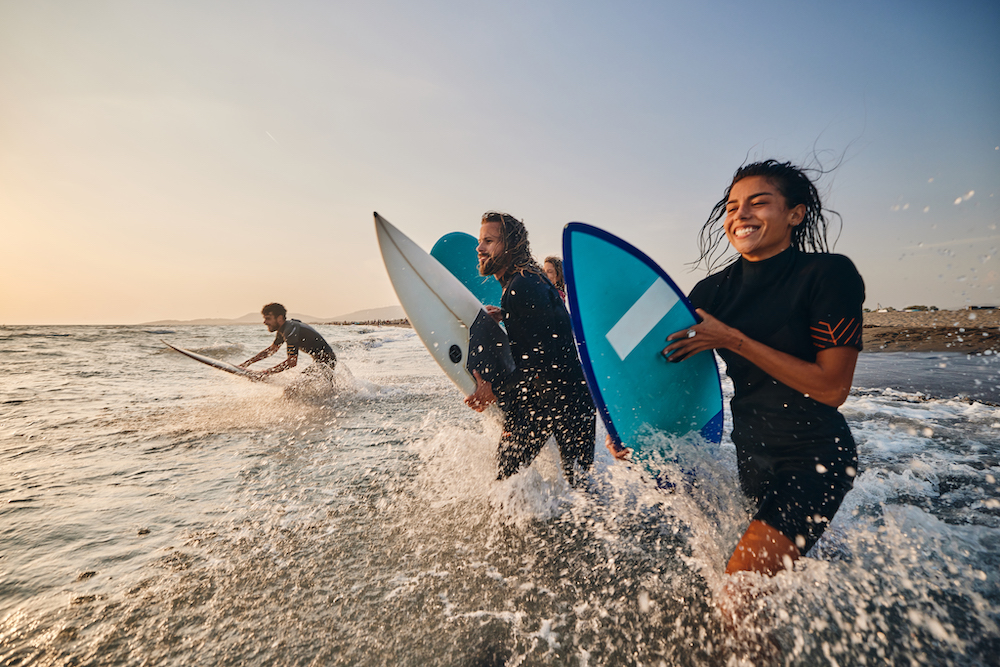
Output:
[[689, 247, 864, 553]]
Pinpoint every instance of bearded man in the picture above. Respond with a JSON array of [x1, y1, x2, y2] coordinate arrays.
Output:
[[464, 211, 596, 485]]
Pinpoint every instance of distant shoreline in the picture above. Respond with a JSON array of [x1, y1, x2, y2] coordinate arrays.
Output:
[[863, 310, 999, 354], [22, 310, 998, 354], [141, 319, 414, 329], [323, 319, 412, 328]]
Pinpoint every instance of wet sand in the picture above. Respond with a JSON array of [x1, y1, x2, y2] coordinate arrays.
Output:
[[863, 309, 1000, 354]]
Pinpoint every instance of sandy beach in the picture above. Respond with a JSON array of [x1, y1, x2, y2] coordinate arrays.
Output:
[[863, 309, 1000, 353]]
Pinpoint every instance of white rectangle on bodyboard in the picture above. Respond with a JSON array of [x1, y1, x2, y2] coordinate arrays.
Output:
[[605, 278, 680, 361]]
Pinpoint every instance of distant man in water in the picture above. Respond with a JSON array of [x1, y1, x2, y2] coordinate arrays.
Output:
[[239, 303, 337, 379], [464, 211, 596, 485]]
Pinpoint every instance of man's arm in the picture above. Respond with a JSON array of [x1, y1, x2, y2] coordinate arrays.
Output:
[[239, 344, 280, 369], [464, 370, 497, 412], [255, 350, 298, 377], [500, 275, 561, 373]]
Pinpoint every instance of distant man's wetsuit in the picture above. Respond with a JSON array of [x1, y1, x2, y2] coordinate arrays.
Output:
[[493, 270, 596, 483], [275, 319, 337, 370], [689, 247, 864, 553]]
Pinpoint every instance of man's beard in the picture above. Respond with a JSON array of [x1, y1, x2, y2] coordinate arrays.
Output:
[[479, 255, 506, 276]]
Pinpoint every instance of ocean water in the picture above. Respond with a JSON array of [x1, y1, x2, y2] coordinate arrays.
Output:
[[1, 324, 998, 666]]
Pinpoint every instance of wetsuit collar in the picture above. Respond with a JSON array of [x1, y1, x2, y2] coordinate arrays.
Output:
[[739, 245, 796, 287], [740, 244, 796, 269]]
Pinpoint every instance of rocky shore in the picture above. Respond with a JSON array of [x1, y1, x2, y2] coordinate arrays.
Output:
[[863, 309, 1000, 354]]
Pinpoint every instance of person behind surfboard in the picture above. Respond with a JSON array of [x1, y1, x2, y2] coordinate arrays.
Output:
[[464, 212, 596, 486], [239, 303, 337, 379], [542, 255, 566, 302], [661, 160, 864, 626]]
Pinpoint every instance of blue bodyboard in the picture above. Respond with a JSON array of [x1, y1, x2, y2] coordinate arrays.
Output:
[[431, 232, 503, 307], [563, 223, 723, 456]]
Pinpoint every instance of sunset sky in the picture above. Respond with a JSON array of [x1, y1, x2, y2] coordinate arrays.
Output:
[[2, 0, 997, 324]]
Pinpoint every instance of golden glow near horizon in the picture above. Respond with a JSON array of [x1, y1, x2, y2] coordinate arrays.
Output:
[[2, 2, 998, 324]]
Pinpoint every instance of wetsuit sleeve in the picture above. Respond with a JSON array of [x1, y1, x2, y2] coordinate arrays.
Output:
[[808, 255, 865, 351], [279, 323, 300, 356], [502, 275, 561, 374]]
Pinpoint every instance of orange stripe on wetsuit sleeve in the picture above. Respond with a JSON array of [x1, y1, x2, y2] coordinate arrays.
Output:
[[810, 318, 861, 348]]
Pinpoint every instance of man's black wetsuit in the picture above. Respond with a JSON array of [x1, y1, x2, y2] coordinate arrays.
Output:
[[689, 247, 864, 553], [493, 270, 596, 483], [274, 319, 337, 369]]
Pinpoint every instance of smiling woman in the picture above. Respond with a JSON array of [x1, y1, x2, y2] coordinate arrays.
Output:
[[661, 160, 865, 630]]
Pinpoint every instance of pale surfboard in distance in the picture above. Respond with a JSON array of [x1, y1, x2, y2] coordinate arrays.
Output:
[[163, 340, 262, 381]]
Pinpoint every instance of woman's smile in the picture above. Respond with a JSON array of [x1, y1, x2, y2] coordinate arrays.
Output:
[[732, 224, 760, 239]]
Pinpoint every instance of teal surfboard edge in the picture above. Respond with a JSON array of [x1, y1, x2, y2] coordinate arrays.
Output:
[[562, 222, 724, 453], [430, 232, 503, 307]]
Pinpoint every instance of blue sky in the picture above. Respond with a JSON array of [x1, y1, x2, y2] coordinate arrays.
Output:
[[1, 0, 997, 323]]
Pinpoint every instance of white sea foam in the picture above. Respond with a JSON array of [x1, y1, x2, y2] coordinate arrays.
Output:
[[1, 325, 998, 665]]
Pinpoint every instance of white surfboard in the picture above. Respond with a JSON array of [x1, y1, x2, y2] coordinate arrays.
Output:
[[374, 212, 515, 395], [163, 340, 261, 381]]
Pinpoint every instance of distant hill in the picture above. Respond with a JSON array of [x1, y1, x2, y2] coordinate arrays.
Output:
[[325, 305, 405, 323], [140, 305, 405, 326]]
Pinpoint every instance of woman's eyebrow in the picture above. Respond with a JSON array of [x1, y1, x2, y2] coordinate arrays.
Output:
[[727, 191, 774, 205]]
